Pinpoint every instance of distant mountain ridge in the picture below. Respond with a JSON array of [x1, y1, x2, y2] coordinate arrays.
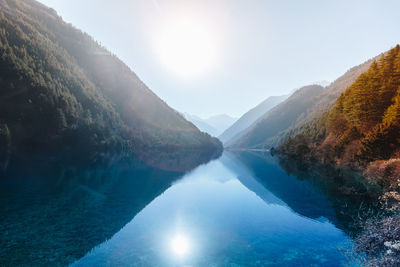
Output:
[[220, 95, 288, 145], [231, 85, 325, 148], [183, 113, 218, 136], [205, 114, 237, 136], [230, 57, 376, 149], [184, 113, 237, 137]]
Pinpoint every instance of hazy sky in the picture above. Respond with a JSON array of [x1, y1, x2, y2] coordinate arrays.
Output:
[[39, 0, 400, 118]]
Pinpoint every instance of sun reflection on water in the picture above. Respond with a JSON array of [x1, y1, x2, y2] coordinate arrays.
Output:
[[171, 234, 190, 256]]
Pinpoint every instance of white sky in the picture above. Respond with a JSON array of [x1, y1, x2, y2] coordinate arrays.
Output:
[[39, 0, 400, 118]]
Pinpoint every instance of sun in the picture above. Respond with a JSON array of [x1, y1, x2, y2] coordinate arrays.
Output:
[[156, 17, 219, 77]]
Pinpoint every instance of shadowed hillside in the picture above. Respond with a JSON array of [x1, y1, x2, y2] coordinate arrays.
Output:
[[0, 0, 221, 165]]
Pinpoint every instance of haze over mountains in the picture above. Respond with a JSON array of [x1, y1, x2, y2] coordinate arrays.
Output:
[[183, 113, 217, 136], [184, 113, 237, 137], [218, 42, 400, 221], [0, 0, 396, 171], [226, 58, 375, 149], [206, 114, 237, 135], [0, 0, 221, 165], [220, 95, 288, 146], [0, 0, 398, 184]]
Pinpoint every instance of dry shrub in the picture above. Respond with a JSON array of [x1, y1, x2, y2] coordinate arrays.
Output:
[[365, 159, 400, 189], [338, 140, 363, 168], [355, 213, 400, 266]]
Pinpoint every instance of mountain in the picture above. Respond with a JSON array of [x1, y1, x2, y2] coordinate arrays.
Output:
[[219, 95, 288, 145], [205, 114, 237, 136], [230, 57, 376, 149], [184, 113, 237, 137], [183, 113, 218, 136], [0, 0, 221, 165], [314, 80, 331, 87], [279, 45, 400, 183], [230, 85, 324, 148]]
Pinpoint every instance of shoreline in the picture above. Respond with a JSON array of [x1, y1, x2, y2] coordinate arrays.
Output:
[[224, 147, 270, 152]]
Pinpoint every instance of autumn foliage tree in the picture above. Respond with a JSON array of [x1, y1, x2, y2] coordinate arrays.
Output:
[[280, 45, 400, 167]]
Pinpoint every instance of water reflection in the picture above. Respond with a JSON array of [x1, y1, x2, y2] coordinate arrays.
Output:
[[170, 234, 190, 256], [0, 150, 216, 266], [1, 149, 371, 266], [223, 151, 339, 224], [274, 152, 380, 234], [72, 152, 356, 266]]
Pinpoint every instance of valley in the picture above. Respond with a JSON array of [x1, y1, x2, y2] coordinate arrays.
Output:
[[0, 0, 399, 266]]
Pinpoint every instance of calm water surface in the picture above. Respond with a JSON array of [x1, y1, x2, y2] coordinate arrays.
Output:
[[0, 151, 359, 266], [73, 152, 355, 266]]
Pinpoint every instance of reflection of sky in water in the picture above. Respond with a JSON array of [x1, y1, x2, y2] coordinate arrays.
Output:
[[72, 154, 355, 266]]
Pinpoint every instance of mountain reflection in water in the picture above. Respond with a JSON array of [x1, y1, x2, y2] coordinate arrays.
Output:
[[0, 150, 217, 266], [72, 151, 365, 266], [0, 150, 376, 266]]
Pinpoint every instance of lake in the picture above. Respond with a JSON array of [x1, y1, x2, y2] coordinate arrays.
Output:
[[0, 151, 362, 266]]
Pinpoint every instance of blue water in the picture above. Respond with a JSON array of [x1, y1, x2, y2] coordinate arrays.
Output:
[[69, 152, 355, 266]]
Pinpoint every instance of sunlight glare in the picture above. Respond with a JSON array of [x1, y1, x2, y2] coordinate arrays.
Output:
[[157, 17, 219, 77]]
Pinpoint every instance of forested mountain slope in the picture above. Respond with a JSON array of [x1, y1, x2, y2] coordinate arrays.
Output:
[[230, 56, 376, 149], [0, 0, 221, 164], [219, 95, 287, 145], [279, 45, 400, 183]]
